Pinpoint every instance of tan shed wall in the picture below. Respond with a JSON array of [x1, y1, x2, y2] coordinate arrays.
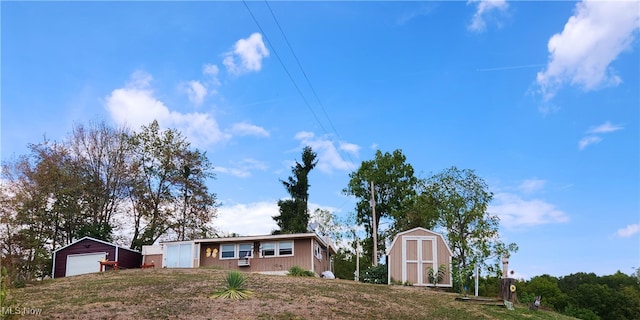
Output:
[[388, 228, 452, 287], [199, 239, 316, 274]]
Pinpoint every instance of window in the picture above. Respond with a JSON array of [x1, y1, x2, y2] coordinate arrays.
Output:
[[261, 243, 275, 257], [220, 244, 235, 259], [260, 241, 294, 257], [238, 243, 253, 258], [279, 241, 293, 256]]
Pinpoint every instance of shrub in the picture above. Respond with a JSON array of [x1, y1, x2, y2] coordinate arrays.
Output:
[[288, 266, 315, 277], [361, 264, 387, 284], [427, 264, 447, 286], [211, 271, 253, 300]]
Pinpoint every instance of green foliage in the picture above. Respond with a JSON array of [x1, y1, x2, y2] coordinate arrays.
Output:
[[563, 305, 601, 320], [343, 149, 421, 263], [332, 249, 360, 280], [361, 264, 387, 284], [128, 120, 218, 250], [1, 266, 10, 308], [211, 271, 253, 300], [521, 275, 568, 311], [288, 266, 315, 277], [427, 264, 447, 286], [273, 146, 317, 234], [477, 276, 501, 297], [423, 166, 517, 282]]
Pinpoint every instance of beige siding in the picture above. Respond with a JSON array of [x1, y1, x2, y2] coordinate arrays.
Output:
[[199, 239, 314, 274], [143, 254, 162, 268], [388, 228, 453, 287]]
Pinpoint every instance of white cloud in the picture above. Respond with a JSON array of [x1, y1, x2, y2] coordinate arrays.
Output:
[[184, 80, 207, 106], [518, 178, 546, 194], [536, 0, 640, 100], [579, 136, 602, 150], [587, 121, 623, 134], [615, 224, 640, 238], [105, 70, 230, 147], [223, 33, 270, 75], [216, 201, 279, 235], [215, 158, 268, 178], [294, 131, 359, 173], [229, 122, 270, 137], [489, 192, 569, 228], [468, 0, 509, 32], [579, 121, 623, 150], [203, 64, 221, 86]]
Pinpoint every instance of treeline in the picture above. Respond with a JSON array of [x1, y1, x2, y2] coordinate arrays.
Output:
[[475, 271, 640, 320], [0, 120, 218, 280]]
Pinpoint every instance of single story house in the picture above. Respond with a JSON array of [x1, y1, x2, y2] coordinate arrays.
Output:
[[143, 233, 336, 275], [52, 236, 142, 278], [386, 227, 453, 287]]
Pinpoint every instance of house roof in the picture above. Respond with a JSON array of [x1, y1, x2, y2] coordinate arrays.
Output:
[[386, 227, 453, 256], [162, 232, 337, 254], [52, 236, 141, 254]]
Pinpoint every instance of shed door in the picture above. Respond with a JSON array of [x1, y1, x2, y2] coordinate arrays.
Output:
[[402, 236, 437, 286], [66, 252, 106, 277], [166, 244, 193, 268]]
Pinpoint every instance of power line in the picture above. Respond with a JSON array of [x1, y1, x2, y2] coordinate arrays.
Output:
[[265, 0, 355, 170], [241, 0, 329, 137]]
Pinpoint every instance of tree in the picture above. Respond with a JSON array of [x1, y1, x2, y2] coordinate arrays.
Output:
[[343, 149, 420, 264], [273, 146, 317, 234], [523, 274, 568, 311], [309, 208, 343, 244], [128, 120, 217, 250], [66, 121, 132, 240], [423, 166, 517, 292]]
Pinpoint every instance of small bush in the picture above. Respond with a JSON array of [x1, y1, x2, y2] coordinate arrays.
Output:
[[211, 270, 253, 300], [361, 264, 387, 284], [288, 266, 315, 277]]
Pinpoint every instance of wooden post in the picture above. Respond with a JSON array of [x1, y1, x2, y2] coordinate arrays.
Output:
[[500, 278, 518, 303]]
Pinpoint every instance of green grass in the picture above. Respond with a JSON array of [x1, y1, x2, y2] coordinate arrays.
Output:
[[7, 268, 577, 320]]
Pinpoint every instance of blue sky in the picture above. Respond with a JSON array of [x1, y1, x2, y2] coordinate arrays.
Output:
[[2, 1, 638, 279]]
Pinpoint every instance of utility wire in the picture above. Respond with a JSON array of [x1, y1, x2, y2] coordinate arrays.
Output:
[[242, 0, 329, 138], [262, 1, 359, 170]]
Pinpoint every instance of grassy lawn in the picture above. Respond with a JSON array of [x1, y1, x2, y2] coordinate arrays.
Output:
[[7, 268, 576, 320]]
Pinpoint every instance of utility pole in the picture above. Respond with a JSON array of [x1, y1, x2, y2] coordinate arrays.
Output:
[[370, 181, 377, 266]]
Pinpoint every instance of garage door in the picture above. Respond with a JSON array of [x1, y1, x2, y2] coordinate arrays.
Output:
[[66, 252, 106, 277], [165, 244, 193, 268]]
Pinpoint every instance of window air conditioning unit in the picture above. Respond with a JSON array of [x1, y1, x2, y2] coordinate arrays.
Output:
[[238, 258, 250, 267]]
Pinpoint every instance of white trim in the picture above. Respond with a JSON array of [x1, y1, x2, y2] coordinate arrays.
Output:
[[51, 251, 57, 279], [219, 244, 237, 260], [53, 236, 140, 254], [387, 227, 453, 256], [310, 238, 314, 274], [259, 241, 294, 258], [402, 236, 437, 286]]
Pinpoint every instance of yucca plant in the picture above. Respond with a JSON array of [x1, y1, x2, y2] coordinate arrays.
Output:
[[211, 270, 253, 300]]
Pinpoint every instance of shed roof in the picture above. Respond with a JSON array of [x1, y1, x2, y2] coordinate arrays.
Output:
[[52, 236, 141, 254], [386, 227, 453, 256]]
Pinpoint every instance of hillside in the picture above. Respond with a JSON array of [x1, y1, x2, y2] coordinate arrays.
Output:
[[8, 268, 576, 320]]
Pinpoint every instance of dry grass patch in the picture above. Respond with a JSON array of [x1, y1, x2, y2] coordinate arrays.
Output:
[[9, 268, 575, 320]]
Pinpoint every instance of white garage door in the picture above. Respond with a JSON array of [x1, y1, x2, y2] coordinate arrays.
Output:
[[66, 252, 106, 277], [165, 244, 193, 268]]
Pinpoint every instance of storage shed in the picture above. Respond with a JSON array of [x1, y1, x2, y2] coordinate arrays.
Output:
[[52, 237, 142, 278], [387, 227, 453, 287]]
